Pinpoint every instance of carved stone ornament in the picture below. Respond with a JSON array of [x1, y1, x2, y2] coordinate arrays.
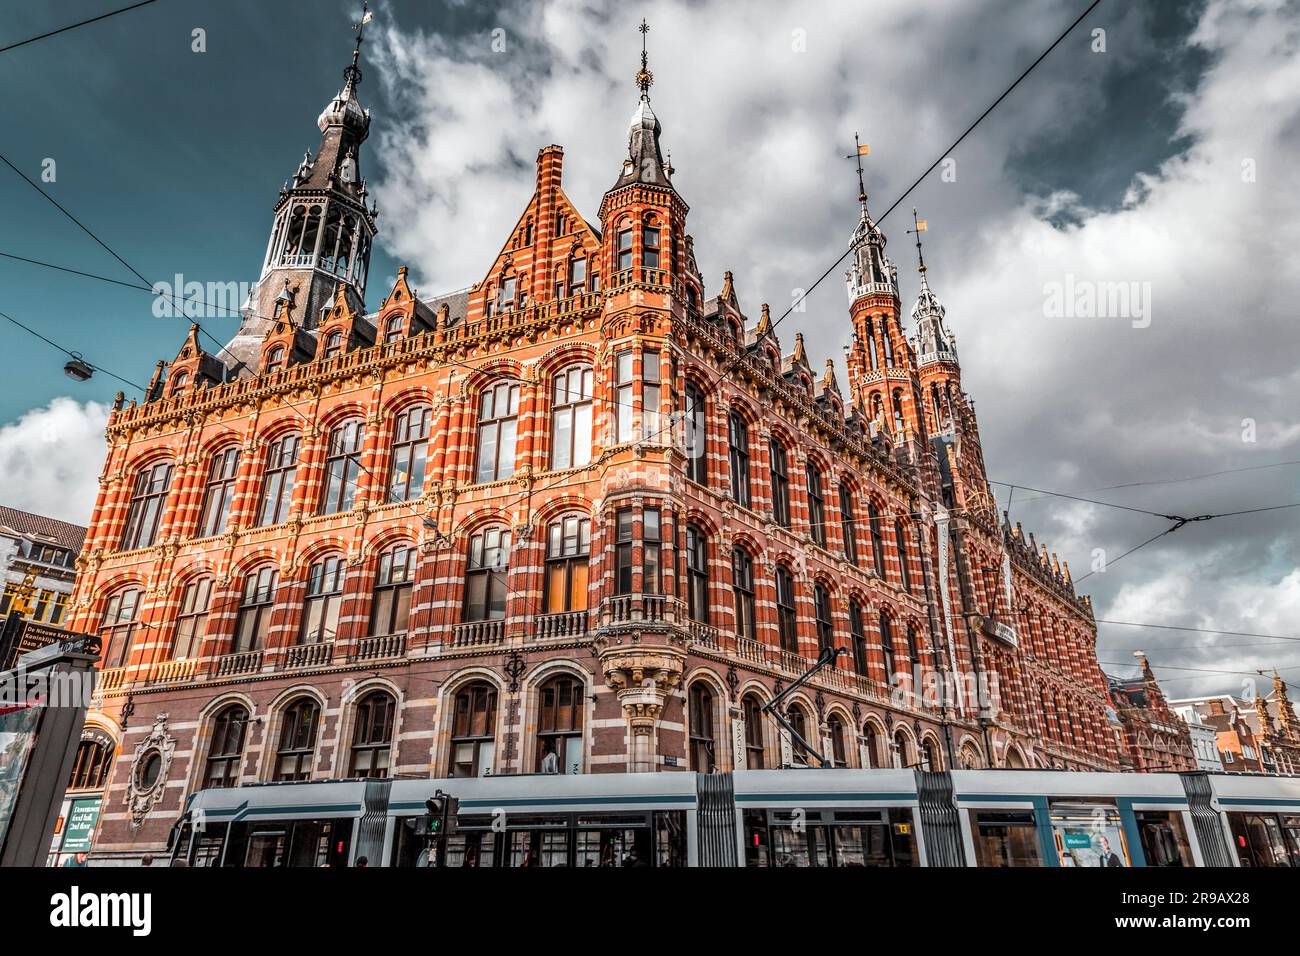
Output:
[[124, 712, 177, 831]]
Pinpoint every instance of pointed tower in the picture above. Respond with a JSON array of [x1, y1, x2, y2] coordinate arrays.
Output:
[[1274, 671, 1298, 739], [597, 19, 689, 323], [229, 6, 379, 372], [910, 211, 960, 435], [841, 136, 922, 442]]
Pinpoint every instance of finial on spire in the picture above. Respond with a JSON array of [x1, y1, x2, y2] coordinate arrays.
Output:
[[907, 208, 929, 277], [345, 2, 373, 87], [846, 133, 869, 211], [636, 19, 654, 98]]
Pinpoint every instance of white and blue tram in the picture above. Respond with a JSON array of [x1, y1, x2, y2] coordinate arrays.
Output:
[[169, 768, 1300, 868]]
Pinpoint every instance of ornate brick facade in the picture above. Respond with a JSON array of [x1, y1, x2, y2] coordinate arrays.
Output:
[[1106, 653, 1197, 772], [68, 31, 1120, 860]]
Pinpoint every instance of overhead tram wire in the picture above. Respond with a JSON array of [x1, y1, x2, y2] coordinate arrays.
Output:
[[0, 308, 148, 393], [0, 0, 161, 56]]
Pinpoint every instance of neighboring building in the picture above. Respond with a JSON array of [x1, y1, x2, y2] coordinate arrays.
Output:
[[1180, 708, 1225, 772], [0, 504, 85, 629], [67, 22, 1120, 863], [1173, 675, 1300, 775], [1106, 653, 1197, 773]]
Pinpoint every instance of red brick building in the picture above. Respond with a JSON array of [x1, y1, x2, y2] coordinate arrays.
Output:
[[1106, 653, 1197, 773], [67, 28, 1120, 861]]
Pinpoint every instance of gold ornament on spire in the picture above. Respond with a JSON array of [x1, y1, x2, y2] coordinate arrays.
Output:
[[635, 19, 654, 96]]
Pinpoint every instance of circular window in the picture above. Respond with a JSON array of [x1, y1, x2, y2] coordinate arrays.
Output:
[[135, 750, 163, 791]]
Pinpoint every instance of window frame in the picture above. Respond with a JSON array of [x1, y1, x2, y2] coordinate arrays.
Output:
[[769, 441, 790, 527], [121, 461, 173, 551], [198, 446, 240, 538], [320, 418, 365, 515], [388, 404, 432, 502]]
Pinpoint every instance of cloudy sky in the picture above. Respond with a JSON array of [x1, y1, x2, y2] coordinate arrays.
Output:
[[1, 0, 1297, 697]]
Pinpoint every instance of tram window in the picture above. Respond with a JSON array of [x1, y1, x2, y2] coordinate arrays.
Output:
[[245, 829, 288, 867], [445, 831, 496, 868], [1230, 813, 1295, 867], [745, 810, 771, 867], [190, 823, 227, 867], [1050, 802, 1129, 868], [655, 811, 687, 867], [771, 824, 829, 867], [511, 829, 571, 867], [971, 811, 1043, 868], [1134, 811, 1193, 867]]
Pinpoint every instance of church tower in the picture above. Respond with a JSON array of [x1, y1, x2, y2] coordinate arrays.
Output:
[[229, 6, 379, 372]]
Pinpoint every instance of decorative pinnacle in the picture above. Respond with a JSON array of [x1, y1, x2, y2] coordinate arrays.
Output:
[[636, 19, 654, 97]]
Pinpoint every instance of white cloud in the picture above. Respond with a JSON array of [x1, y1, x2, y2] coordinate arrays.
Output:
[[0, 397, 108, 525]]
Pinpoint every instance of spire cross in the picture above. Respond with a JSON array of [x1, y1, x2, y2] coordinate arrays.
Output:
[[636, 19, 653, 98], [907, 208, 928, 275]]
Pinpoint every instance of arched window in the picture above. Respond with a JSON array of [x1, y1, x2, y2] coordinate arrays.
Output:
[[349, 691, 395, 778], [263, 346, 285, 374], [475, 381, 520, 483], [389, 404, 431, 501], [789, 707, 810, 765], [732, 548, 756, 640], [839, 484, 858, 563], [449, 682, 497, 777], [727, 412, 750, 507], [894, 730, 912, 769], [906, 622, 922, 670], [198, 446, 240, 537], [300, 556, 344, 644], [172, 577, 212, 660], [806, 463, 826, 547], [894, 519, 913, 591], [849, 601, 868, 676], [827, 715, 847, 768], [880, 612, 896, 686], [769, 440, 790, 527], [371, 545, 415, 636], [465, 526, 511, 621], [122, 461, 173, 550], [892, 389, 905, 433], [922, 738, 942, 772], [274, 698, 319, 782], [869, 501, 886, 577], [685, 525, 709, 624], [775, 564, 798, 653], [863, 723, 882, 768], [258, 432, 300, 526], [688, 682, 716, 772], [100, 587, 141, 669], [567, 257, 586, 296], [204, 705, 249, 789], [551, 364, 593, 470], [537, 675, 584, 774], [234, 566, 278, 653], [742, 694, 765, 769], [321, 418, 364, 514], [683, 382, 707, 485], [813, 584, 834, 652], [384, 316, 404, 344], [544, 515, 590, 613], [68, 735, 114, 791], [170, 370, 189, 395], [322, 329, 344, 360]]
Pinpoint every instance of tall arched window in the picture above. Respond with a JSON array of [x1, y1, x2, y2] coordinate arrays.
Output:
[[742, 694, 765, 769], [349, 691, 396, 778], [775, 564, 797, 653], [234, 566, 278, 653], [869, 501, 886, 577], [849, 601, 868, 676], [906, 622, 923, 670], [274, 698, 319, 782], [813, 584, 834, 652], [388, 404, 431, 501], [371, 545, 415, 636], [921, 737, 942, 772], [827, 715, 847, 768], [537, 675, 584, 774], [449, 682, 497, 777], [728, 412, 751, 507], [806, 463, 826, 547], [68, 735, 114, 791], [475, 381, 520, 483], [172, 577, 212, 660], [863, 723, 882, 768], [198, 447, 240, 537], [683, 382, 707, 485], [551, 364, 593, 470], [465, 527, 511, 621], [685, 525, 709, 624], [894, 730, 912, 769], [769, 441, 790, 527], [204, 705, 248, 789], [732, 548, 756, 640], [544, 515, 589, 613], [880, 612, 897, 686], [321, 418, 364, 514], [895, 519, 913, 591], [688, 682, 716, 772], [384, 316, 404, 344], [100, 587, 141, 669], [258, 432, 300, 527], [300, 556, 345, 644], [122, 461, 173, 550], [839, 484, 858, 563], [789, 707, 810, 765]]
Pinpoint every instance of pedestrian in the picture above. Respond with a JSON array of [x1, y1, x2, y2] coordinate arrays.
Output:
[[141, 854, 153, 867], [355, 855, 369, 868]]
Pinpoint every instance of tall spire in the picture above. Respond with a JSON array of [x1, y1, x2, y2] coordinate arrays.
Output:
[[844, 133, 894, 299], [609, 20, 673, 190], [909, 210, 955, 364]]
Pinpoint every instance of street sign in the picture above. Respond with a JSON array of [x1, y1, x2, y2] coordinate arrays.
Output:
[[0, 620, 79, 671]]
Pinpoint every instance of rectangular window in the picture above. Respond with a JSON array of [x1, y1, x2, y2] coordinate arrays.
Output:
[[615, 509, 635, 595], [728, 414, 750, 507], [568, 258, 586, 296], [733, 550, 755, 640], [642, 350, 661, 441], [644, 507, 661, 594], [972, 812, 1043, 867], [806, 465, 826, 547], [615, 351, 635, 444], [643, 226, 661, 269], [840, 485, 858, 563], [618, 227, 634, 272], [770, 442, 790, 527]]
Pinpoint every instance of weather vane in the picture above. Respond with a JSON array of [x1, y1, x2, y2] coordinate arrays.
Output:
[[636, 19, 654, 97], [907, 208, 929, 273], [345, 2, 373, 85], [845, 132, 869, 208]]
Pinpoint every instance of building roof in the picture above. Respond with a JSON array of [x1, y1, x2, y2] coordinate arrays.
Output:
[[0, 505, 87, 554]]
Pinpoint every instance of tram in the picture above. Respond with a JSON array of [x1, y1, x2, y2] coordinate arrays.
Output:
[[168, 768, 1300, 868]]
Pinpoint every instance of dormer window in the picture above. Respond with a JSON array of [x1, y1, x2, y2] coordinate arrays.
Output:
[[568, 258, 586, 296], [499, 276, 517, 309], [323, 330, 343, 360], [385, 317, 404, 344], [170, 370, 189, 395], [264, 346, 285, 374]]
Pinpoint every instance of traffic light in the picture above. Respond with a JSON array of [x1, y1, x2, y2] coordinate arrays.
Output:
[[424, 791, 460, 837]]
